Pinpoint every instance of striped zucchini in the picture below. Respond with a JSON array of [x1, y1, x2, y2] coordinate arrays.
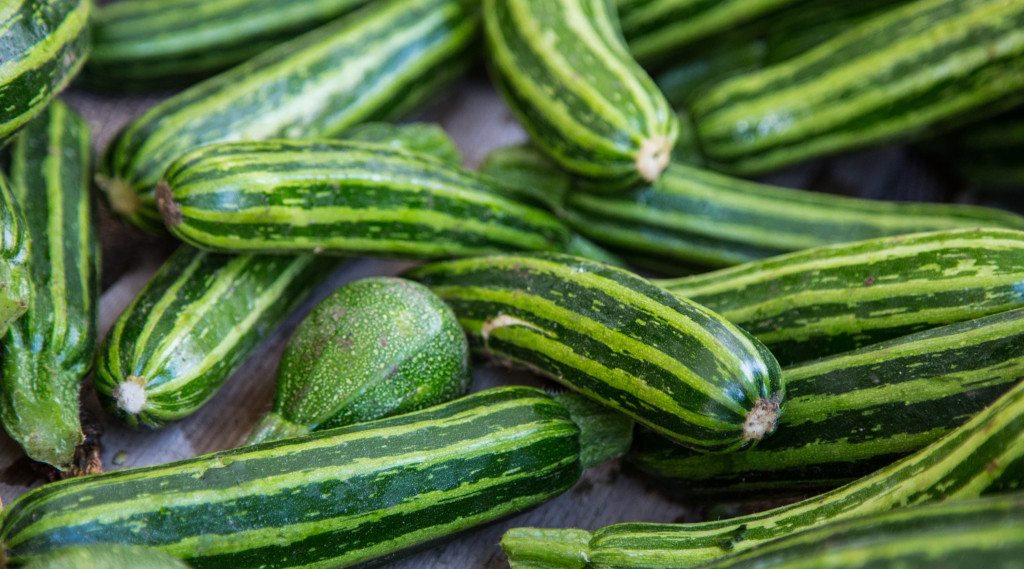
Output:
[[95, 246, 340, 429], [157, 140, 573, 258], [479, 145, 1024, 270], [630, 307, 1024, 498], [247, 277, 471, 443], [483, 0, 679, 188], [0, 0, 91, 146], [23, 545, 193, 569], [410, 253, 784, 453], [924, 107, 1024, 191], [0, 173, 30, 337], [0, 387, 633, 568], [97, 0, 478, 232], [501, 376, 1024, 569], [1, 101, 98, 471], [689, 0, 1024, 175], [341, 121, 463, 166], [85, 0, 371, 91], [659, 228, 1024, 364]]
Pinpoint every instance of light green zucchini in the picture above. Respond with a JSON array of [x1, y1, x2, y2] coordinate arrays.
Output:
[[21, 545, 193, 569], [1, 101, 98, 471], [247, 277, 471, 444], [0, 173, 31, 337]]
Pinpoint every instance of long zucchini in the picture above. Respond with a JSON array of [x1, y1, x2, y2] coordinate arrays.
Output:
[[85, 0, 371, 91], [410, 253, 784, 453], [23, 545, 193, 569], [0, 173, 30, 337], [630, 308, 1024, 497], [157, 140, 573, 258], [97, 0, 478, 232], [95, 246, 340, 429], [690, 0, 1024, 175], [0, 387, 633, 568], [659, 228, 1024, 364], [0, 0, 91, 146], [483, 0, 678, 188], [923, 106, 1024, 191], [501, 376, 1024, 569], [479, 145, 1024, 270], [1, 101, 98, 471]]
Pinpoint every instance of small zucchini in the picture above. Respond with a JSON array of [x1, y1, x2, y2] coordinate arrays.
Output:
[[410, 253, 784, 453], [247, 277, 471, 444], [0, 173, 30, 337], [23, 545, 192, 569]]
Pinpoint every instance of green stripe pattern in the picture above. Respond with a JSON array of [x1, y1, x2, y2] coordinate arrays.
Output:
[[660, 228, 1024, 364], [690, 0, 1024, 174], [0, 387, 583, 569], [85, 0, 370, 91], [1, 101, 98, 470], [927, 106, 1024, 190], [158, 140, 573, 258], [95, 246, 340, 428], [410, 253, 784, 453], [0, 172, 30, 337], [0, 0, 90, 146], [98, 0, 479, 232], [501, 377, 1024, 569], [483, 0, 679, 188], [630, 307, 1024, 497], [23, 545, 193, 569]]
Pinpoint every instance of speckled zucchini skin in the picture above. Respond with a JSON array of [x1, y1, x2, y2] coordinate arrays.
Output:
[[0, 173, 31, 337]]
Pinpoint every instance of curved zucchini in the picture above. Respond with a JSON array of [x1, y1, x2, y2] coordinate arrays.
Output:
[[23, 545, 192, 569], [410, 253, 784, 453], [1, 101, 98, 471], [247, 277, 471, 443], [483, 0, 679, 188], [659, 228, 1024, 364], [630, 307, 1024, 497], [94, 247, 340, 429], [501, 377, 1024, 569], [0, 387, 632, 568], [97, 0, 479, 232], [690, 0, 1024, 175], [0, 173, 31, 337], [85, 0, 371, 91], [0, 0, 91, 146], [157, 140, 573, 258]]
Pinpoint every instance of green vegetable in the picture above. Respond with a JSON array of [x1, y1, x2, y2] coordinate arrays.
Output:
[[0, 173, 30, 337], [341, 121, 464, 166], [923, 107, 1024, 191], [22, 545, 192, 569], [247, 277, 471, 443]]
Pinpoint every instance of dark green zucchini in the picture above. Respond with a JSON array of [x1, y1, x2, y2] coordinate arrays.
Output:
[[630, 307, 1024, 497], [97, 0, 479, 232], [410, 253, 784, 453], [1, 101, 98, 471], [247, 277, 471, 443], [923, 106, 1024, 191], [22, 545, 193, 569], [501, 376, 1024, 568], [659, 228, 1024, 364], [0, 173, 30, 337], [0, 387, 633, 568]]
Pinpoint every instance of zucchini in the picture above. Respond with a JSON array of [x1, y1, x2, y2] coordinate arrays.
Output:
[[630, 307, 1024, 497], [501, 376, 1024, 569], [247, 277, 471, 443], [23, 545, 192, 569], [0, 387, 633, 568], [95, 246, 340, 429], [340, 121, 463, 166], [923, 107, 1024, 191], [659, 228, 1024, 364], [97, 0, 479, 232], [0, 0, 91, 146], [689, 0, 1024, 175], [409, 253, 784, 453], [85, 0, 371, 91], [0, 172, 30, 337], [479, 145, 1024, 270], [156, 140, 573, 258], [1, 101, 98, 471], [483, 0, 679, 188]]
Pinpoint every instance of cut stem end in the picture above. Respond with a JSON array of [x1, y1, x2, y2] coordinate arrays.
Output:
[[114, 377, 148, 415], [743, 396, 781, 442], [95, 173, 142, 218], [636, 135, 673, 182], [156, 181, 182, 227]]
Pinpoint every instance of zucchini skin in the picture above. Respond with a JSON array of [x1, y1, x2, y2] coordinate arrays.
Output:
[[501, 377, 1024, 569], [925, 107, 1024, 191], [247, 277, 471, 443], [157, 140, 573, 258], [85, 0, 370, 91], [340, 121, 464, 166], [1, 387, 585, 569], [98, 0, 479, 232], [1, 101, 98, 470], [22, 545, 193, 569], [410, 253, 784, 453], [659, 228, 1024, 364], [483, 0, 679, 188], [0, 0, 91, 146], [94, 246, 340, 429], [690, 0, 1024, 175], [0, 173, 31, 337], [629, 307, 1024, 497]]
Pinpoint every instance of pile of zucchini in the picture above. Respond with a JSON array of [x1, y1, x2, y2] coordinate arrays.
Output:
[[0, 0, 1022, 567]]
